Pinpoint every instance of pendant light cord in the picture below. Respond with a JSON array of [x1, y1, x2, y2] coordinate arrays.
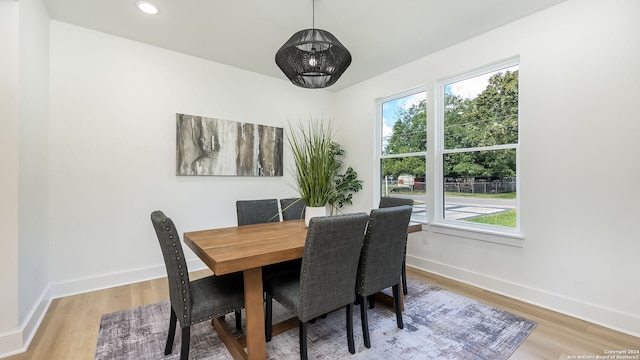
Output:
[[312, 0, 315, 30]]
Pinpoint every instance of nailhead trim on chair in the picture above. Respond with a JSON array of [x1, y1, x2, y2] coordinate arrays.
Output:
[[164, 218, 192, 323]]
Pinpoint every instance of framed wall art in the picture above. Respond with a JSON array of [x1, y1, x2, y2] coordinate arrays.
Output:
[[176, 113, 283, 176]]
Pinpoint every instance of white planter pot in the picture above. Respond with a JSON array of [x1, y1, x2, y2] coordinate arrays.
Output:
[[305, 206, 327, 227]]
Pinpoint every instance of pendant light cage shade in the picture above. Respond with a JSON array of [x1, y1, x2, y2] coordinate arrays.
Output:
[[275, 28, 352, 89]]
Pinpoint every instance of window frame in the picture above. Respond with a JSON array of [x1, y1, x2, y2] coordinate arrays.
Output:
[[374, 85, 427, 223], [432, 58, 524, 245]]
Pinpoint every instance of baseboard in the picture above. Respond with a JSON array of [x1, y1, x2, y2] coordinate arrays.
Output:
[[0, 331, 23, 359], [406, 255, 640, 338], [0, 259, 207, 359], [49, 259, 205, 299], [50, 264, 163, 299], [0, 287, 51, 359]]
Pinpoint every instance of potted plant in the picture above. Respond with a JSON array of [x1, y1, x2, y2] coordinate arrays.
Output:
[[286, 118, 362, 225], [327, 142, 363, 214]]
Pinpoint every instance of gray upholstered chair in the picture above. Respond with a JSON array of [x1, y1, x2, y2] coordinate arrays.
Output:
[[378, 196, 414, 295], [356, 205, 413, 348], [264, 213, 369, 360], [151, 211, 245, 360], [378, 196, 414, 209], [280, 197, 306, 221], [236, 198, 300, 280], [235, 198, 280, 225]]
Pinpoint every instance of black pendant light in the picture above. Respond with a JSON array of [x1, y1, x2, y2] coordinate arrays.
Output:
[[275, 0, 351, 89]]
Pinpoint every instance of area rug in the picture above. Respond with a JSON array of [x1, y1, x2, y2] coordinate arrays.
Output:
[[95, 279, 536, 359]]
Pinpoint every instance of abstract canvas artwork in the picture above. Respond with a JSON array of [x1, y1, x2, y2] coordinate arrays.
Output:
[[176, 113, 283, 176]]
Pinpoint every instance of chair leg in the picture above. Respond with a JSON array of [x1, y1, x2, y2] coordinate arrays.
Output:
[[392, 284, 404, 329], [235, 310, 242, 332], [403, 237, 409, 295], [299, 320, 308, 360], [359, 295, 371, 348], [165, 308, 177, 355], [180, 326, 190, 360], [265, 292, 273, 341], [346, 303, 355, 354], [402, 260, 408, 295], [368, 294, 375, 309]]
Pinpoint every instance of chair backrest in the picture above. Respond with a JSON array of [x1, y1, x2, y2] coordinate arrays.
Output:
[[357, 206, 413, 297], [280, 198, 306, 221], [150, 210, 193, 325], [297, 213, 369, 322], [236, 199, 280, 225], [378, 196, 414, 208]]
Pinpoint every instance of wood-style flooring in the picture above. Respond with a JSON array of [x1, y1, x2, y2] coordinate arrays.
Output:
[[4, 268, 638, 360]]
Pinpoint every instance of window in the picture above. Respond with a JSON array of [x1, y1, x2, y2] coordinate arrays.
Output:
[[376, 88, 427, 223], [437, 60, 520, 234]]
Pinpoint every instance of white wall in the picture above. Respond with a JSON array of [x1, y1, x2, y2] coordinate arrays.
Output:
[[18, 0, 50, 337], [336, 0, 640, 336], [48, 21, 336, 293], [0, 0, 51, 356], [0, 0, 21, 354]]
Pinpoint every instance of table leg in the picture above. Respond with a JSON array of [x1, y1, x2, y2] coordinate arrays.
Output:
[[243, 267, 266, 360]]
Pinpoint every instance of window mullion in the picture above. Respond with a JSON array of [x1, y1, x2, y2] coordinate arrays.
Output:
[[442, 143, 516, 154], [381, 151, 427, 159]]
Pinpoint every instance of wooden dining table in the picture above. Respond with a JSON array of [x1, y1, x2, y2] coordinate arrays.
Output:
[[183, 219, 422, 360], [184, 219, 307, 360]]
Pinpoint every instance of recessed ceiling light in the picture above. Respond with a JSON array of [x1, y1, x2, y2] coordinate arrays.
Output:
[[136, 1, 159, 15]]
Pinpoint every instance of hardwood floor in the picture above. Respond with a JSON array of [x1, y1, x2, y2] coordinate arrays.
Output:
[[407, 269, 639, 360], [5, 268, 638, 360]]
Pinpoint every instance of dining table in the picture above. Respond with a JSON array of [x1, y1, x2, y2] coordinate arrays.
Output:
[[183, 219, 422, 360]]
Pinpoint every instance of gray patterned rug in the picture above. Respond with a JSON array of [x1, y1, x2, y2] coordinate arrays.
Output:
[[95, 279, 536, 359]]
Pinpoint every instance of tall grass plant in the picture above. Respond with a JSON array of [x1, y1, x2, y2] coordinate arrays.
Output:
[[287, 119, 336, 207]]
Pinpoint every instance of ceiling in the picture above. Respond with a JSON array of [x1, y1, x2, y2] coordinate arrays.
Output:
[[42, 0, 567, 92]]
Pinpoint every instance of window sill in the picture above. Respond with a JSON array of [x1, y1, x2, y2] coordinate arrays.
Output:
[[425, 222, 524, 247]]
